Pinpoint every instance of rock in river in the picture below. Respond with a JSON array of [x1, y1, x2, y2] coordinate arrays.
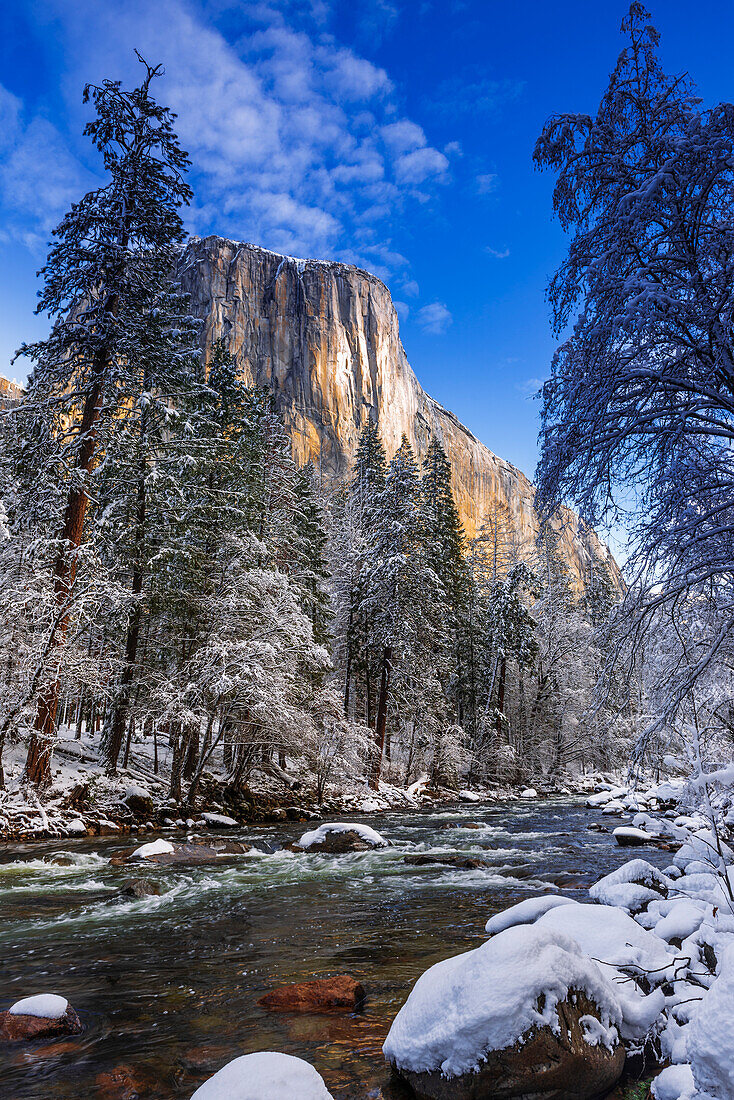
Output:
[[258, 975, 366, 1013], [110, 839, 250, 866], [383, 924, 625, 1099], [190, 1051, 334, 1099], [0, 995, 83, 1044], [294, 822, 389, 853]]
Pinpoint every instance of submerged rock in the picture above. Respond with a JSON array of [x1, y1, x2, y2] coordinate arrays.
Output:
[[117, 878, 163, 899], [0, 995, 82, 1043], [258, 975, 366, 1013], [403, 854, 487, 870]]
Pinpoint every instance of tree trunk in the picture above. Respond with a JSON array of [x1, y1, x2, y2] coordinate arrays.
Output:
[[495, 656, 507, 738], [103, 434, 147, 775], [370, 645, 391, 790], [25, 345, 112, 786]]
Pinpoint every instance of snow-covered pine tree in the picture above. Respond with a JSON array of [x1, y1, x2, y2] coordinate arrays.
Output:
[[13, 56, 195, 786], [361, 434, 435, 787], [344, 420, 387, 729]]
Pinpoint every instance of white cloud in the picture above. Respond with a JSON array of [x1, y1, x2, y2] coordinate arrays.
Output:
[[394, 299, 409, 321], [477, 172, 498, 194], [485, 246, 510, 259], [10, 0, 452, 271], [416, 301, 452, 335]]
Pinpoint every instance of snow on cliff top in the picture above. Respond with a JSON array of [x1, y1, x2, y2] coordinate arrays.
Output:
[[190, 1052, 334, 1099], [382, 923, 622, 1078]]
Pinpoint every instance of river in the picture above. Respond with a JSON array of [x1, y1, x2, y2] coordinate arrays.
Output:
[[0, 798, 668, 1098]]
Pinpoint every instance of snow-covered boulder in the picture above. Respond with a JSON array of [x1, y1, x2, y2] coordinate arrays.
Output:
[[124, 783, 154, 816], [485, 895, 576, 935], [65, 818, 87, 836], [614, 826, 656, 847], [383, 924, 625, 1100], [295, 822, 389, 853], [130, 838, 175, 860], [589, 859, 669, 914], [686, 943, 734, 1099], [0, 994, 82, 1043], [602, 799, 627, 814], [520, 788, 538, 799], [535, 903, 672, 1043], [190, 1052, 334, 1099]]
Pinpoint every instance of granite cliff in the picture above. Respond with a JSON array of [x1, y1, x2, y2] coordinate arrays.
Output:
[[179, 235, 617, 588]]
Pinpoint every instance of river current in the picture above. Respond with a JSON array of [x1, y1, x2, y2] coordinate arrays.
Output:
[[0, 798, 669, 1098]]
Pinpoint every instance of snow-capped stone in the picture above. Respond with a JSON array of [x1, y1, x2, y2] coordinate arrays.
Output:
[[130, 839, 175, 860], [654, 902, 706, 943], [190, 1052, 334, 1099], [1, 995, 82, 1043], [589, 859, 669, 913], [9, 994, 68, 1019], [383, 923, 624, 1099], [520, 788, 538, 799], [614, 826, 655, 846], [295, 822, 389, 851], [485, 895, 576, 935], [66, 819, 87, 835]]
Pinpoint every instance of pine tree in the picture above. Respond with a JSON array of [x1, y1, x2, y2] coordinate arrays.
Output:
[[14, 56, 195, 785]]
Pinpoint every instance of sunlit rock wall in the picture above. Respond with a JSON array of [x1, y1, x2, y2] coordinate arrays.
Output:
[[179, 236, 618, 589]]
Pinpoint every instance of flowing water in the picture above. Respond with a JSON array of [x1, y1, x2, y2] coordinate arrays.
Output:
[[0, 798, 671, 1099]]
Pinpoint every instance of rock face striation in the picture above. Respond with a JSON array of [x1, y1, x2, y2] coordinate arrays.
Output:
[[179, 236, 617, 587]]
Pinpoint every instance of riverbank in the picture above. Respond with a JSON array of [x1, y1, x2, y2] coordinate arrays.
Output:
[[0, 729, 609, 841]]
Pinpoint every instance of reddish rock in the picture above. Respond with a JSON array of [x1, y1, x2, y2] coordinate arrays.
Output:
[[404, 854, 487, 869], [95, 1064, 157, 1100], [0, 1004, 82, 1043], [258, 975, 365, 1013]]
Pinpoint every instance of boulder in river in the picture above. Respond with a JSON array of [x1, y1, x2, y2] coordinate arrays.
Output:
[[403, 854, 487, 870], [118, 878, 164, 899], [294, 822, 389, 852], [383, 924, 625, 1100], [0, 995, 82, 1044], [258, 975, 366, 1013], [110, 839, 251, 866]]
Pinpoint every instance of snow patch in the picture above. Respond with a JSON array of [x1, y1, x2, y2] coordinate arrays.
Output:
[[296, 822, 388, 849], [9, 994, 68, 1019], [190, 1052, 334, 1099], [485, 894, 576, 935], [130, 839, 175, 860]]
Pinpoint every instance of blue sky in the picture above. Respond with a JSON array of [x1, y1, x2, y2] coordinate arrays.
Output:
[[1, 0, 733, 490]]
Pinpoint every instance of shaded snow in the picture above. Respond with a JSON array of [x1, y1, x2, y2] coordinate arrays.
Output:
[[190, 1052, 334, 1099], [8, 994, 68, 1019], [485, 894, 576, 935]]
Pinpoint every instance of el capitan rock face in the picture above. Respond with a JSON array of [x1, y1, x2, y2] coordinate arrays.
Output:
[[179, 236, 616, 586]]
